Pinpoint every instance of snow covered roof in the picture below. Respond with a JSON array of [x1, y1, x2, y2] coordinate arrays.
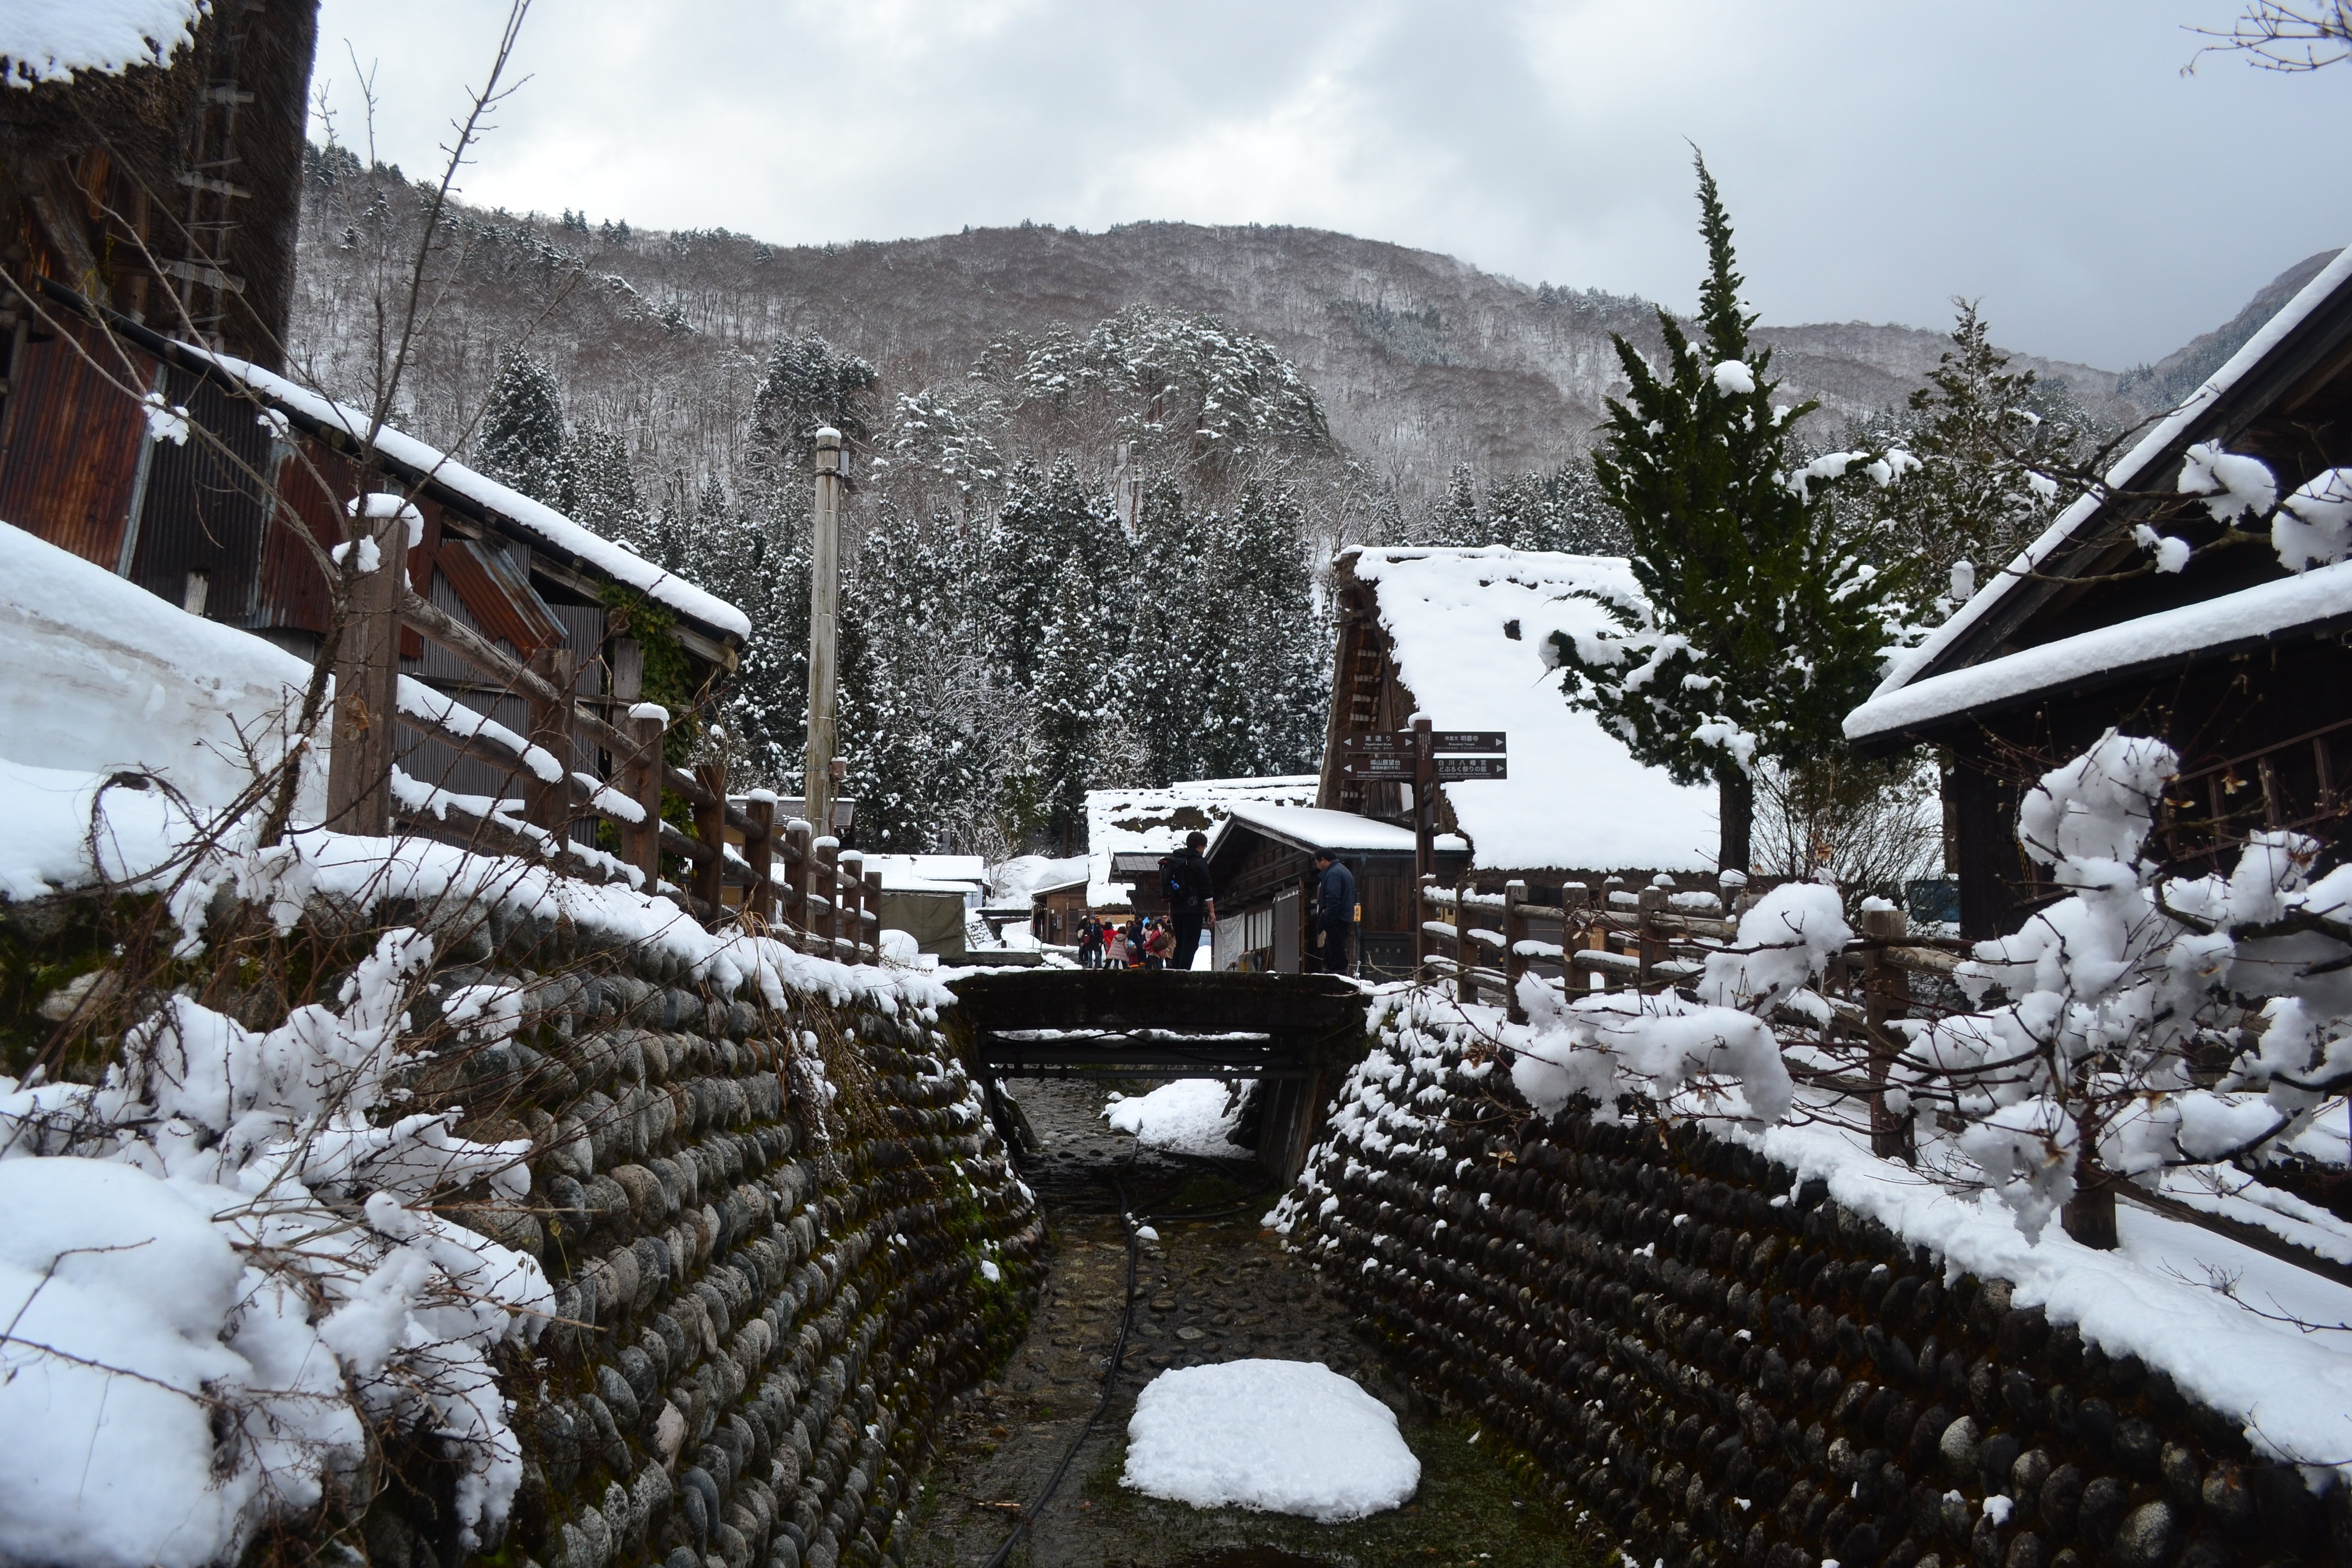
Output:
[[863, 854, 988, 893], [989, 853, 1089, 905], [1849, 247, 2352, 744], [1, 1, 204, 86], [1085, 775, 1320, 908], [175, 343, 750, 644], [1213, 801, 1467, 857], [1341, 547, 1716, 872]]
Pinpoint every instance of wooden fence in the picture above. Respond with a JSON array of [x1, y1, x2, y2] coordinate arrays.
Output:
[[1419, 872, 1965, 1159], [321, 503, 881, 963]]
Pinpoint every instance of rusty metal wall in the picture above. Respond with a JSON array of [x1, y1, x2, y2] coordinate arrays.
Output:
[[0, 322, 150, 567], [124, 365, 279, 616]]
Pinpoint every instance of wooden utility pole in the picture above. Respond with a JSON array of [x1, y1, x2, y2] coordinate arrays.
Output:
[[805, 426, 844, 838], [1411, 716, 1435, 878], [324, 498, 413, 837]]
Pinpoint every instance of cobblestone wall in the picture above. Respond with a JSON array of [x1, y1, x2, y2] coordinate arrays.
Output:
[[1285, 1022, 2350, 1568], [370, 911, 1045, 1568]]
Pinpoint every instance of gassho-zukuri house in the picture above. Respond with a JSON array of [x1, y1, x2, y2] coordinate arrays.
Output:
[[1196, 546, 1721, 978], [1847, 248, 2352, 939]]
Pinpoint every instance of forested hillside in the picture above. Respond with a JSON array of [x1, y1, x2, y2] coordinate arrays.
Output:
[[283, 146, 2257, 860]]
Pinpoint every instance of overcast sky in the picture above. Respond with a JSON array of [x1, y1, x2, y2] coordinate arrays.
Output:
[[308, 0, 2347, 372]]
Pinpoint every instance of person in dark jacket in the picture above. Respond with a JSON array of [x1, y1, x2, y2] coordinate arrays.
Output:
[[1312, 850, 1356, 976], [1159, 830, 1216, 974]]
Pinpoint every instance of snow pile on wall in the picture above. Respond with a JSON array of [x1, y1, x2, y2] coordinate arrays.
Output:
[[1084, 775, 1319, 908], [0, 522, 321, 819], [1102, 1079, 1252, 1158], [1346, 547, 1716, 872], [1121, 1359, 1420, 1521], [0, 0, 205, 86], [0, 929, 549, 1568]]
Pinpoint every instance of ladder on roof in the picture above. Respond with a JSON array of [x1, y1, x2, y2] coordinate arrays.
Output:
[[166, 1, 263, 346]]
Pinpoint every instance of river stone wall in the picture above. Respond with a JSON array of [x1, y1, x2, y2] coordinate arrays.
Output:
[[359, 907, 1045, 1568], [1281, 1019, 2350, 1568]]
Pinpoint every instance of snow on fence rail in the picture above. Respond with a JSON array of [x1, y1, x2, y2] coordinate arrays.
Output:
[[328, 502, 881, 964]]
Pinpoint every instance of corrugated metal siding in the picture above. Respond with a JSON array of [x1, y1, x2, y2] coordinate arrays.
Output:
[[0, 322, 150, 567], [125, 366, 279, 615]]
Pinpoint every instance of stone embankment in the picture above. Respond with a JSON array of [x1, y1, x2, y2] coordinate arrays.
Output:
[[1282, 1014, 2352, 1568]]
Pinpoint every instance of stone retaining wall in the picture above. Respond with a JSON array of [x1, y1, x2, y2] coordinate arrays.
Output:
[[1284, 1019, 2350, 1568], [351, 912, 1045, 1568]]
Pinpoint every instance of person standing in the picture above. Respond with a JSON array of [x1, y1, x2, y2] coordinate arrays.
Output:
[[1124, 915, 1147, 969], [1146, 920, 1174, 970], [1078, 915, 1104, 969], [1311, 849, 1356, 976], [1158, 830, 1216, 974], [1105, 921, 1130, 969]]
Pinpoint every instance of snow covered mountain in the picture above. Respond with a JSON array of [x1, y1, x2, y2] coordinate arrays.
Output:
[[289, 173, 2151, 504]]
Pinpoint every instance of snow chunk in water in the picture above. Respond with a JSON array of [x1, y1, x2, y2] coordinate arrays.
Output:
[[1103, 1078, 1251, 1157], [1122, 1360, 1419, 1520]]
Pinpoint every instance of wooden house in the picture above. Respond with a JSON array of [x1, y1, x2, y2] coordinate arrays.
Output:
[[1845, 249, 2352, 938], [1320, 546, 1717, 886], [1028, 873, 1089, 946], [1204, 802, 1467, 977], [1079, 775, 1319, 919], [0, 7, 748, 844]]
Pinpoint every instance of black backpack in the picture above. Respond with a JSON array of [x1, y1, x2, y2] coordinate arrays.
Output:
[[1159, 853, 1192, 906]]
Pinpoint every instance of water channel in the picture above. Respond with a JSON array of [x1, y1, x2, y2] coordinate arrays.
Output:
[[904, 1080, 1600, 1568]]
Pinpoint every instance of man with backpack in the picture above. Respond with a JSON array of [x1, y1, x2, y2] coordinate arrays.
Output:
[[1158, 830, 1216, 974]]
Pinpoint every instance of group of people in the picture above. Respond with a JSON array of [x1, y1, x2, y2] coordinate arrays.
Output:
[[1067, 831, 1359, 976]]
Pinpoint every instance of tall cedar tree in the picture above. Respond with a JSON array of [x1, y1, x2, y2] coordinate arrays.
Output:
[[1875, 300, 2079, 610], [477, 350, 568, 503], [1557, 155, 1909, 872]]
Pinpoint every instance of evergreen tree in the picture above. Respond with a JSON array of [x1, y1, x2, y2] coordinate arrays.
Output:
[[1422, 462, 1485, 547], [1869, 299, 2083, 612], [1033, 561, 1113, 853], [477, 350, 568, 503], [987, 456, 1122, 692], [748, 333, 877, 488], [560, 425, 646, 541], [724, 496, 812, 790], [1126, 478, 1214, 782], [1550, 155, 1912, 873]]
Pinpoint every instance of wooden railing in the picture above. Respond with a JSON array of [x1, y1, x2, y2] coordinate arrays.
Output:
[[1422, 873, 1967, 1158], [321, 504, 881, 962]]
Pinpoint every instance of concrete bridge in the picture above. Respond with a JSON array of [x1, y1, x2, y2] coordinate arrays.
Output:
[[939, 969, 1370, 1180]]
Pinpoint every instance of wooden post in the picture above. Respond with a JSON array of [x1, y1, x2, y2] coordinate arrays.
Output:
[[1636, 884, 1669, 993], [693, 760, 726, 919], [805, 428, 844, 841], [839, 850, 865, 964], [1415, 871, 1436, 983], [1412, 717, 1435, 882], [623, 706, 665, 888], [814, 834, 840, 958], [746, 794, 775, 929], [1861, 904, 1915, 1162], [1503, 880, 1529, 1024], [525, 645, 578, 837], [324, 500, 409, 836], [1562, 882, 1594, 994], [1455, 879, 1478, 1006], [783, 818, 814, 942], [864, 868, 884, 963]]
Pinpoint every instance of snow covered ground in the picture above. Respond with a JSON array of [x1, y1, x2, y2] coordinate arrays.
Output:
[[1104, 1079, 1253, 1158], [1121, 1359, 1420, 1520]]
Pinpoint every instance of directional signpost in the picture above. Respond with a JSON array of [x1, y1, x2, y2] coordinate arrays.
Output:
[[1340, 719, 1508, 977]]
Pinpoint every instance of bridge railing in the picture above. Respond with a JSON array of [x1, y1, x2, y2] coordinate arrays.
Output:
[[318, 505, 880, 960]]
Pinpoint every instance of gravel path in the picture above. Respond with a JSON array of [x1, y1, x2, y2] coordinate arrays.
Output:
[[903, 1080, 1594, 1568]]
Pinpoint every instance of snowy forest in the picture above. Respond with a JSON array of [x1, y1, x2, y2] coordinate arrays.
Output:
[[289, 144, 1643, 856]]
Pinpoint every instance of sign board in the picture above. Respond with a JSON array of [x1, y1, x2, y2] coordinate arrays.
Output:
[[1433, 756, 1508, 781], [1337, 754, 1412, 779], [1339, 730, 1507, 755]]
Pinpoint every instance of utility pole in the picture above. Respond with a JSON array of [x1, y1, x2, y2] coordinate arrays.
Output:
[[805, 426, 843, 838]]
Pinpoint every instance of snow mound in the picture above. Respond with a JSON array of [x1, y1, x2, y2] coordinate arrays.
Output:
[[1121, 1360, 1419, 1521], [1103, 1079, 1251, 1157]]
